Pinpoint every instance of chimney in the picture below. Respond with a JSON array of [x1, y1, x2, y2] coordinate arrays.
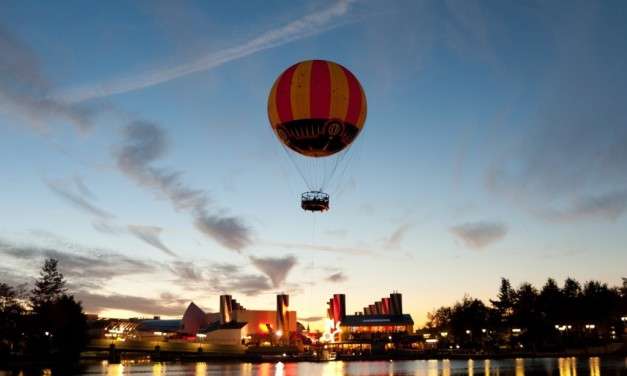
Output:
[[390, 293, 403, 315], [333, 294, 346, 322], [382, 298, 391, 315], [220, 295, 233, 324], [276, 294, 289, 336]]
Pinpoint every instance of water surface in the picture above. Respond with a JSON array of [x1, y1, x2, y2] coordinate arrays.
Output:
[[3, 357, 627, 375]]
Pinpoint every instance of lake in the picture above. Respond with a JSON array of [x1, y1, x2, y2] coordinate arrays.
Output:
[[2, 357, 626, 375]]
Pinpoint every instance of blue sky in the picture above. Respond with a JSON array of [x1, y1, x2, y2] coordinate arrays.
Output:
[[1, 0, 626, 327]]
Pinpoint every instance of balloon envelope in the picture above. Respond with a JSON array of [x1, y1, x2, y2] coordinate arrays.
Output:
[[268, 60, 367, 158]]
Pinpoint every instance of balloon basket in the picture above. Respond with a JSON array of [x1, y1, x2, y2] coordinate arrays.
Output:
[[301, 191, 330, 212]]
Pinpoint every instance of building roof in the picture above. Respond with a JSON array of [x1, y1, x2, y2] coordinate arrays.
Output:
[[136, 319, 182, 332], [340, 314, 414, 327], [199, 320, 247, 333]]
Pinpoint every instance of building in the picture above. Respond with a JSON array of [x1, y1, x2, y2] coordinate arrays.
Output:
[[92, 294, 298, 347], [327, 292, 414, 342]]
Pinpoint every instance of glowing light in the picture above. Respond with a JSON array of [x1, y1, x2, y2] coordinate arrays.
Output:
[[275, 330, 283, 338], [426, 338, 438, 343], [258, 323, 270, 333], [275, 361, 284, 376], [511, 328, 521, 333], [319, 319, 341, 343], [440, 332, 448, 337], [153, 331, 163, 336], [196, 333, 206, 338]]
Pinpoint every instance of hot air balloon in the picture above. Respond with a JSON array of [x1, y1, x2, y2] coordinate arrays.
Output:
[[268, 59, 367, 212]]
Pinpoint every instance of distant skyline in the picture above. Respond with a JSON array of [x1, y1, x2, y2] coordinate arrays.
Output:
[[1, 0, 627, 328]]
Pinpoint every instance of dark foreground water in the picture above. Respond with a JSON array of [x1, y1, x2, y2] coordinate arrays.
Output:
[[2, 357, 627, 375]]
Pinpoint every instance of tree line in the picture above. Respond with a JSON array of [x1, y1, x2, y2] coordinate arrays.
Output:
[[424, 277, 627, 351], [0, 258, 87, 366]]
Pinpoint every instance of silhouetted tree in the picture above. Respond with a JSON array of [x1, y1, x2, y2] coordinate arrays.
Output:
[[0, 283, 26, 362], [25, 258, 87, 364], [423, 276, 626, 352], [426, 306, 452, 330], [512, 283, 544, 350], [538, 278, 562, 323], [30, 259, 66, 311], [448, 296, 491, 349], [490, 278, 515, 325], [561, 278, 582, 322]]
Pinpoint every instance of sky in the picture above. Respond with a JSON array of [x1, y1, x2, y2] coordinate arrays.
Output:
[[1, 0, 627, 328]]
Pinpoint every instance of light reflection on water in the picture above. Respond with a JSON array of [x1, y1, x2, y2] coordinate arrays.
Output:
[[1, 357, 626, 375]]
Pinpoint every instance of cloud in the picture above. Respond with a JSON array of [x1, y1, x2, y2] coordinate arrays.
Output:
[[73, 175, 95, 200], [167, 261, 209, 291], [45, 179, 114, 219], [450, 221, 507, 249], [167, 261, 279, 297], [539, 190, 627, 223], [169, 261, 205, 282], [326, 272, 347, 283], [194, 215, 250, 252], [114, 121, 251, 251], [211, 274, 273, 297], [0, 236, 157, 289], [207, 263, 273, 296], [299, 316, 325, 322], [0, 24, 96, 131], [75, 290, 186, 316], [384, 223, 412, 249], [249, 255, 297, 288], [91, 220, 124, 235], [127, 225, 177, 257], [55, 0, 359, 103], [264, 241, 373, 256]]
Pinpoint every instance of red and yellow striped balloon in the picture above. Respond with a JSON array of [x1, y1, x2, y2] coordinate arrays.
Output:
[[268, 60, 367, 157]]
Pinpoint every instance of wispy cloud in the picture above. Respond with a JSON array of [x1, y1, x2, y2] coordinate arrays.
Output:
[[127, 225, 177, 257], [73, 175, 96, 200], [207, 263, 273, 296], [0, 236, 157, 290], [538, 190, 627, 223], [249, 255, 297, 288], [299, 316, 325, 322], [384, 223, 412, 249], [115, 121, 251, 251], [450, 221, 507, 250], [264, 241, 373, 256], [55, 0, 359, 103], [45, 179, 114, 220], [0, 24, 96, 131], [326, 271, 348, 283], [75, 290, 186, 316]]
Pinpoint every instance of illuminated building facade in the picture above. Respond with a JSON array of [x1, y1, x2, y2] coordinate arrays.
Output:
[[92, 294, 297, 346], [327, 292, 414, 341]]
